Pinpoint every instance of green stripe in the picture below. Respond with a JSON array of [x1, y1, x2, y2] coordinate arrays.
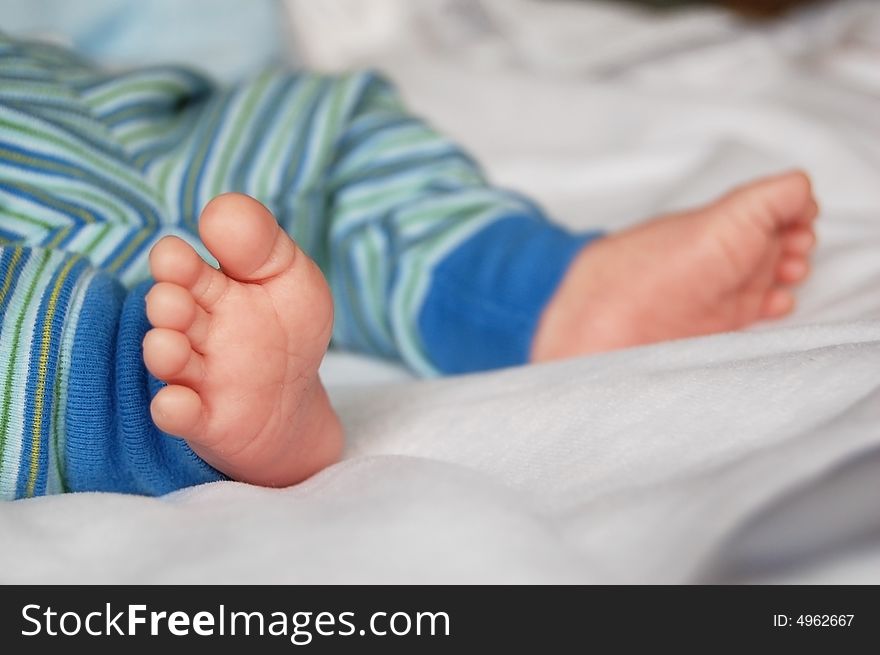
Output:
[[0, 146, 160, 257], [0, 114, 162, 202], [0, 206, 53, 230], [82, 222, 114, 256], [180, 98, 228, 227], [121, 117, 177, 147], [106, 227, 151, 273], [364, 228, 389, 343], [0, 247, 24, 307], [301, 82, 349, 184], [0, 80, 74, 102], [25, 255, 78, 496], [51, 342, 68, 492], [0, 249, 52, 473], [154, 153, 180, 202], [44, 225, 73, 250], [256, 78, 323, 199], [69, 187, 132, 226], [86, 77, 190, 111], [334, 127, 438, 179], [209, 73, 274, 197]]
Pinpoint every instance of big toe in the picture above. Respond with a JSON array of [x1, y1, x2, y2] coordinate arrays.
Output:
[[199, 193, 298, 282], [723, 170, 817, 231]]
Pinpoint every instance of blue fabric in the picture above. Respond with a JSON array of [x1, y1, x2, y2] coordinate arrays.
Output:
[[418, 215, 602, 374], [0, 0, 284, 82], [65, 276, 225, 495]]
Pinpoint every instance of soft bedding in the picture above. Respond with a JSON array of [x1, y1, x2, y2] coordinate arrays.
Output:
[[1, 0, 879, 583]]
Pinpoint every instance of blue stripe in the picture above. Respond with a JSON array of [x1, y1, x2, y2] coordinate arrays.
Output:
[[330, 148, 476, 192], [0, 95, 89, 116], [103, 99, 197, 128], [0, 180, 102, 229], [177, 92, 236, 229], [277, 78, 331, 193], [16, 255, 88, 496], [15, 251, 53, 497], [334, 114, 419, 161], [79, 66, 212, 102], [98, 226, 157, 274], [0, 141, 163, 231], [132, 106, 204, 171], [1, 103, 129, 163], [230, 76, 295, 191], [334, 228, 392, 357], [0, 226, 23, 242], [4, 38, 93, 70], [0, 245, 29, 321], [0, 70, 58, 83]]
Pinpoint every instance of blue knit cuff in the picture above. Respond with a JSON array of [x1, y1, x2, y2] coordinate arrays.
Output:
[[66, 276, 225, 495], [417, 215, 602, 374]]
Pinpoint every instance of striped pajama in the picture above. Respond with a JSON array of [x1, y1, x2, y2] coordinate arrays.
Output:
[[0, 34, 595, 498]]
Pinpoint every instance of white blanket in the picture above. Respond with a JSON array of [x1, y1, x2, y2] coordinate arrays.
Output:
[[2, 0, 879, 583]]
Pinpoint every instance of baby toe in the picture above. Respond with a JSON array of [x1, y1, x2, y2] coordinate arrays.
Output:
[[143, 327, 205, 387], [146, 282, 197, 331], [149, 236, 228, 309], [781, 227, 816, 256], [145, 282, 211, 351], [149, 236, 203, 286], [776, 257, 810, 285], [760, 288, 795, 319], [151, 385, 205, 440]]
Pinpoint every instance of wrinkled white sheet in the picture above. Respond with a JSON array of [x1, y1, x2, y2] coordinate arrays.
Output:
[[2, 0, 879, 583]]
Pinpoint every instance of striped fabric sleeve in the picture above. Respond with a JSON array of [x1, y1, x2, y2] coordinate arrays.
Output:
[[319, 75, 596, 374], [0, 244, 224, 499], [0, 245, 89, 499], [79, 64, 592, 374]]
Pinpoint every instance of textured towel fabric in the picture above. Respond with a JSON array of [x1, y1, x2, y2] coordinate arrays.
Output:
[[0, 34, 591, 498]]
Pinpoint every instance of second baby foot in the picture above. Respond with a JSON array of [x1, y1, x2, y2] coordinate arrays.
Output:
[[144, 194, 342, 487], [532, 171, 819, 360]]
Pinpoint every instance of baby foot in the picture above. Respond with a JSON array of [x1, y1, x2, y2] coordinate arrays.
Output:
[[143, 194, 342, 487], [532, 171, 819, 360]]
